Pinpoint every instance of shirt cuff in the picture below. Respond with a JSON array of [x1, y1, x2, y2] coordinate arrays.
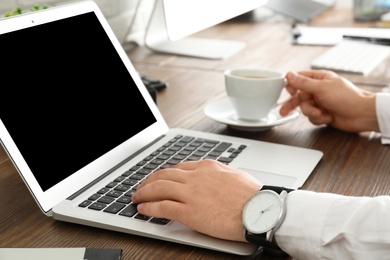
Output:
[[274, 190, 339, 259], [376, 93, 390, 145]]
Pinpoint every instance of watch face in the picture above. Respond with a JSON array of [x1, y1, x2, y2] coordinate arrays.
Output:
[[242, 190, 283, 234]]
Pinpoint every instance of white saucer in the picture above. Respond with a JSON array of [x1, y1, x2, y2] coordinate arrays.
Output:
[[204, 98, 300, 131]]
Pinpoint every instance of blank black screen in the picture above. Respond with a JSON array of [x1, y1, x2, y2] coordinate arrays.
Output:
[[0, 12, 156, 191]]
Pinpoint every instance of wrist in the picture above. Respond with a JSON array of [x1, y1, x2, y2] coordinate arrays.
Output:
[[360, 92, 379, 132]]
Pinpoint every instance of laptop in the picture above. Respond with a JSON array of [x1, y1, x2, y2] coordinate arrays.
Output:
[[266, 0, 335, 23], [0, 1, 323, 256]]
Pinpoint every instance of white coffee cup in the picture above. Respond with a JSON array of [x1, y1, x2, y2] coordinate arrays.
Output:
[[224, 69, 285, 121]]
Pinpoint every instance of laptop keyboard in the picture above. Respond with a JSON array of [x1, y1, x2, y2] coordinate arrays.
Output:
[[78, 134, 246, 225]]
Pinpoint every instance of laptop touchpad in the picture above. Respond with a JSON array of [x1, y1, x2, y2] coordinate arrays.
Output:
[[240, 168, 297, 187]]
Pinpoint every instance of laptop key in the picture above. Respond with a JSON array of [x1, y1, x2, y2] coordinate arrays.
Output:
[[104, 202, 126, 214], [213, 142, 232, 152], [97, 187, 110, 194], [187, 155, 202, 161], [114, 184, 130, 192], [135, 213, 151, 221], [195, 138, 219, 145], [114, 176, 126, 182], [88, 194, 101, 200], [150, 217, 171, 225], [122, 179, 138, 186], [209, 151, 222, 157], [121, 170, 133, 177], [204, 155, 218, 160], [160, 163, 175, 169], [124, 190, 136, 198], [129, 173, 144, 180], [79, 200, 92, 207], [116, 196, 132, 204], [106, 182, 117, 188], [166, 159, 181, 165], [180, 136, 195, 143], [98, 196, 115, 204], [88, 202, 106, 211], [106, 190, 122, 198], [218, 157, 233, 164], [119, 204, 138, 217]]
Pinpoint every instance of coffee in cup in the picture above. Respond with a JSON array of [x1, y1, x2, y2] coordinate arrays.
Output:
[[224, 69, 285, 121]]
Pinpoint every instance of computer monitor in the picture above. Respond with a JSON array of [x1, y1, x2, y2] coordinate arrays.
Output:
[[144, 0, 267, 59]]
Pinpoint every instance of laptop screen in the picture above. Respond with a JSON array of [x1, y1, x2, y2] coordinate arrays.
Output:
[[0, 12, 156, 191]]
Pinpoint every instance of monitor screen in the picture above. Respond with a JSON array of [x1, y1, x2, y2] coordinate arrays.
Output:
[[145, 0, 267, 59]]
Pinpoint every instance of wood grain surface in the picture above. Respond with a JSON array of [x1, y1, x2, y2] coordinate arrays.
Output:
[[1, 6, 389, 260]]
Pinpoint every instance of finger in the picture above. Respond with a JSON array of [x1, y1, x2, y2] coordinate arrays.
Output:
[[132, 179, 188, 204], [286, 71, 324, 95], [279, 96, 300, 116], [296, 69, 337, 80], [173, 159, 227, 172], [137, 168, 187, 189], [300, 101, 333, 125], [285, 85, 297, 96], [308, 113, 333, 126], [279, 89, 313, 116], [173, 159, 222, 169], [137, 200, 187, 221], [299, 100, 321, 118], [172, 160, 200, 170]]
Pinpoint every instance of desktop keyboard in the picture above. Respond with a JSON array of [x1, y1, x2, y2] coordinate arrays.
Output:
[[311, 40, 390, 75]]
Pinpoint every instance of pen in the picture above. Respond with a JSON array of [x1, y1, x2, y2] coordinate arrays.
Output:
[[343, 35, 390, 46]]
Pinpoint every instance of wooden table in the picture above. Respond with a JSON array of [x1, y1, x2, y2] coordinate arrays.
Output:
[[1, 5, 389, 260]]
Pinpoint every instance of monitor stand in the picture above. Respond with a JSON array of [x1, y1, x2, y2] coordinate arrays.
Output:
[[144, 0, 246, 60]]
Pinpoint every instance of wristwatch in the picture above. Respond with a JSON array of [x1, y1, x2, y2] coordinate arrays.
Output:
[[242, 185, 294, 256]]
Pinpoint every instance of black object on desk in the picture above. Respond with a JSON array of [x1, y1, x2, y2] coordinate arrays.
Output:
[[0, 248, 122, 260], [140, 75, 168, 104], [343, 35, 390, 46], [141, 75, 168, 91], [145, 84, 157, 104]]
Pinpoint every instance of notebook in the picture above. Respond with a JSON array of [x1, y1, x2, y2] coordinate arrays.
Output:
[[0, 1, 323, 256]]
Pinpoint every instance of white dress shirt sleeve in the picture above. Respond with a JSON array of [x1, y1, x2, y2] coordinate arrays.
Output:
[[275, 191, 390, 260], [376, 93, 390, 145]]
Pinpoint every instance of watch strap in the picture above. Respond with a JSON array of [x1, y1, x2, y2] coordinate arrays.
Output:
[[261, 185, 295, 194], [245, 230, 287, 256]]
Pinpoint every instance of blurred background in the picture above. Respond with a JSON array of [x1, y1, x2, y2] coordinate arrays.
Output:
[[0, 0, 154, 50]]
